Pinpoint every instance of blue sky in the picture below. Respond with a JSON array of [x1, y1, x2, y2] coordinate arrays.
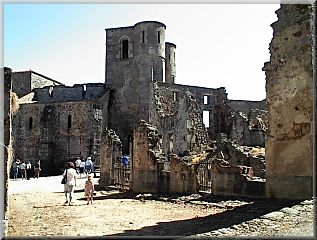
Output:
[[4, 3, 279, 100]]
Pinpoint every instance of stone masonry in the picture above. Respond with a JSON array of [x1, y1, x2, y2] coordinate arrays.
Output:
[[263, 4, 314, 199]]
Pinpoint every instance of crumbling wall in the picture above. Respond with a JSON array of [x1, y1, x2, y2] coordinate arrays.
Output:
[[227, 109, 267, 147], [228, 100, 266, 113], [169, 154, 198, 193], [3, 67, 13, 236], [212, 158, 266, 198], [154, 82, 219, 156], [215, 135, 266, 178], [157, 82, 228, 140], [99, 129, 122, 188], [263, 4, 314, 199], [13, 100, 103, 175], [12, 71, 62, 98], [131, 120, 163, 193], [33, 83, 106, 103]]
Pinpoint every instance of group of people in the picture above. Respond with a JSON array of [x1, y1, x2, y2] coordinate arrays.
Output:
[[11, 159, 41, 180], [62, 161, 94, 206], [74, 156, 95, 177]]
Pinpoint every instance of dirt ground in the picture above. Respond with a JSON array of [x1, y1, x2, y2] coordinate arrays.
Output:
[[6, 175, 314, 238], [6, 175, 225, 237]]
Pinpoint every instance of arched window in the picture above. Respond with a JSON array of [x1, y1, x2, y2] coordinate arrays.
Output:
[[67, 115, 72, 129], [122, 40, 129, 59], [28, 117, 33, 129]]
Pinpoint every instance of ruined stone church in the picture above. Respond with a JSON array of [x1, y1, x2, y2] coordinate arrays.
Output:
[[12, 21, 265, 177], [9, 4, 313, 200]]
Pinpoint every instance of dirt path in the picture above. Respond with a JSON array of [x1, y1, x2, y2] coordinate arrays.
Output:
[[6, 175, 223, 237], [6, 175, 314, 237]]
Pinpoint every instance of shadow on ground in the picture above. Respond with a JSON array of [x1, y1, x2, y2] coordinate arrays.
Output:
[[99, 196, 301, 237]]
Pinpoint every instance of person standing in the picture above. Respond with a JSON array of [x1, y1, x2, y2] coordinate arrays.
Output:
[[85, 157, 93, 175], [75, 157, 81, 174], [12, 160, 19, 179], [85, 175, 95, 205], [34, 160, 41, 178], [20, 161, 26, 179], [26, 161, 32, 180], [62, 162, 77, 205], [79, 160, 85, 178]]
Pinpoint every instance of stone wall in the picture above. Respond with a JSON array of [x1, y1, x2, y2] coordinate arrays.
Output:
[[228, 100, 266, 113], [131, 120, 162, 193], [33, 83, 106, 103], [99, 129, 122, 188], [169, 154, 198, 193], [3, 67, 13, 235], [12, 71, 62, 98], [227, 109, 267, 147], [12, 100, 104, 175], [157, 82, 228, 139], [212, 159, 266, 198], [263, 4, 314, 199]]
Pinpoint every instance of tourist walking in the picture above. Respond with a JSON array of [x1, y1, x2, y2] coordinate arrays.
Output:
[[85, 175, 94, 205], [62, 162, 77, 205], [85, 157, 93, 174], [26, 161, 32, 180], [34, 160, 41, 178], [20, 161, 26, 179]]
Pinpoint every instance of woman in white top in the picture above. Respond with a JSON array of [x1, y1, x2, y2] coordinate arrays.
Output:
[[63, 162, 77, 205]]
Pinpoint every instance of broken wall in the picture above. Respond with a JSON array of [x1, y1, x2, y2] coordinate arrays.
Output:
[[13, 100, 104, 175], [99, 129, 122, 188], [227, 109, 267, 147], [212, 159, 266, 198], [12, 71, 62, 98], [131, 120, 162, 193], [263, 4, 314, 199], [169, 154, 198, 193]]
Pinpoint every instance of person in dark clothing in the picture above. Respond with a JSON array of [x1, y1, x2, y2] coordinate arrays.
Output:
[[34, 160, 41, 178], [26, 161, 32, 180]]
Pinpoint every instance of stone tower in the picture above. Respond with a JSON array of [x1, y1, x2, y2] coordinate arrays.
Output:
[[105, 21, 177, 153]]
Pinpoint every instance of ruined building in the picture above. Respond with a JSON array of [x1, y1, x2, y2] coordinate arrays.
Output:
[[263, 4, 314, 200], [11, 21, 268, 195]]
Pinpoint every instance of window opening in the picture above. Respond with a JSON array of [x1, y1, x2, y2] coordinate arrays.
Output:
[[157, 31, 160, 43], [168, 133, 174, 153], [203, 111, 210, 128], [204, 95, 208, 105], [142, 31, 145, 43], [28, 117, 33, 129], [67, 115, 72, 129], [173, 92, 178, 101], [122, 40, 128, 59]]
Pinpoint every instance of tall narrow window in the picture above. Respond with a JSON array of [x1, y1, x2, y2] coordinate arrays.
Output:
[[203, 111, 210, 128], [28, 117, 33, 129], [142, 31, 145, 43], [174, 52, 175, 62], [67, 115, 72, 129], [173, 92, 178, 101], [168, 133, 173, 153], [204, 95, 208, 104], [157, 31, 160, 43], [122, 40, 128, 59]]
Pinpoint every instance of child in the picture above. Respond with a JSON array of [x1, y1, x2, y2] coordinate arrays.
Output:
[[85, 175, 94, 205]]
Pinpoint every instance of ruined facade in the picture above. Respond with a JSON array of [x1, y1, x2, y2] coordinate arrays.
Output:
[[263, 4, 314, 200], [11, 21, 268, 196]]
